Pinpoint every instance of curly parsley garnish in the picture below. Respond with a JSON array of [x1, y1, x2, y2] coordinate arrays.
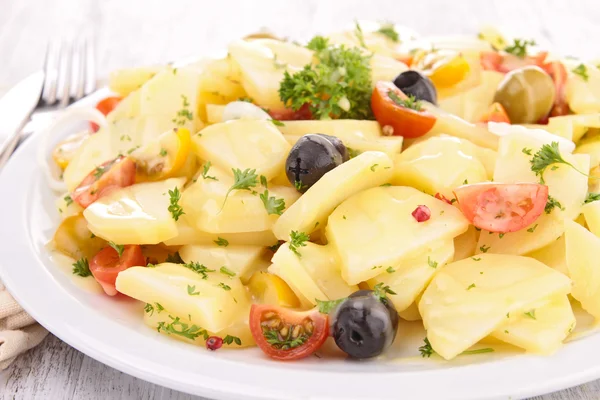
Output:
[[288, 230, 310, 257], [157, 315, 208, 340], [201, 161, 217, 181], [182, 262, 215, 279], [260, 190, 286, 215], [172, 95, 193, 126], [354, 21, 367, 48], [223, 335, 242, 346], [530, 142, 589, 183], [524, 309, 537, 320], [168, 187, 185, 221], [419, 337, 493, 357], [279, 36, 372, 120], [572, 64, 589, 81], [214, 237, 229, 247], [373, 282, 396, 300], [427, 256, 438, 269], [504, 38, 536, 58], [545, 195, 564, 214], [585, 192, 600, 204], [221, 168, 259, 209], [388, 91, 422, 111], [377, 23, 400, 43], [72, 258, 91, 277]]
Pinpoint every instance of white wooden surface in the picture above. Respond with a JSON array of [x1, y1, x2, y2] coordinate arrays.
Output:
[[1, 0, 600, 398]]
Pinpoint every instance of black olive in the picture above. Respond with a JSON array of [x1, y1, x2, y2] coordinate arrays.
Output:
[[285, 134, 349, 193], [332, 290, 399, 359], [393, 70, 437, 105]]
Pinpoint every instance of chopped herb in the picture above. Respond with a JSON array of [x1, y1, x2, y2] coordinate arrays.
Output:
[[472, 257, 481, 261], [201, 161, 217, 180], [522, 148, 532, 155], [144, 303, 154, 316], [272, 54, 287, 70], [182, 261, 215, 279], [165, 252, 184, 264], [155, 303, 164, 313], [380, 183, 392, 187], [467, 283, 476, 290], [572, 63, 589, 81], [388, 91, 422, 111], [108, 242, 124, 257], [263, 327, 309, 350], [260, 175, 268, 188], [584, 192, 600, 204], [157, 315, 208, 340], [461, 348, 495, 355], [168, 187, 185, 221], [214, 237, 229, 247], [354, 21, 367, 48], [343, 215, 347, 220], [159, 148, 167, 157], [371, 265, 383, 270], [90, 233, 96, 239], [347, 147, 361, 159], [462, 179, 469, 185], [530, 142, 589, 184], [373, 282, 396, 301], [222, 168, 259, 209], [269, 241, 284, 253], [316, 298, 346, 314], [94, 166, 106, 179], [187, 285, 201, 296], [260, 190, 286, 215], [527, 224, 539, 233], [504, 38, 536, 58], [223, 335, 242, 346], [419, 337, 435, 357], [386, 266, 396, 273], [427, 256, 438, 269], [479, 245, 490, 253], [120, 135, 132, 141], [147, 263, 156, 268], [127, 146, 140, 154], [72, 258, 91, 277], [64, 195, 73, 206], [499, 233, 505, 239], [370, 163, 379, 172], [220, 266, 236, 277], [504, 330, 509, 334], [294, 180, 304, 191], [238, 96, 254, 103], [545, 195, 564, 214], [279, 36, 373, 120], [377, 23, 400, 43], [524, 309, 537, 320], [172, 95, 193, 126], [270, 119, 285, 127], [218, 282, 231, 291], [289, 231, 310, 257]]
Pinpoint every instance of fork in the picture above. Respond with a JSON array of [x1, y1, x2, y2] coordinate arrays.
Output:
[[0, 37, 96, 167]]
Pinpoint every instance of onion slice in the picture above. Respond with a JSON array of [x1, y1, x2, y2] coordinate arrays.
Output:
[[221, 101, 272, 122]]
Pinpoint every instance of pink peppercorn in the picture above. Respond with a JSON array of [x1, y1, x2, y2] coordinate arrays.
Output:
[[206, 336, 223, 351], [412, 205, 431, 222]]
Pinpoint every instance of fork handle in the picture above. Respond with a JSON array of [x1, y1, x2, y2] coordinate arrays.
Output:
[[0, 118, 29, 170]]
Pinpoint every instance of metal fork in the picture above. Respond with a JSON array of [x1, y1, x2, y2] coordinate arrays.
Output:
[[0, 37, 96, 166]]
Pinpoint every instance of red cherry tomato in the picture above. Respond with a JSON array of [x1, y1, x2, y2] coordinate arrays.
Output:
[[90, 96, 122, 132], [480, 102, 511, 124], [89, 245, 146, 296], [249, 304, 328, 361], [71, 156, 136, 209], [480, 51, 548, 73], [542, 61, 570, 118], [371, 81, 436, 139], [454, 183, 549, 233], [267, 104, 312, 121]]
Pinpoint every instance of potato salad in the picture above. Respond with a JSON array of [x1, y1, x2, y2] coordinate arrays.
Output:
[[48, 22, 600, 361]]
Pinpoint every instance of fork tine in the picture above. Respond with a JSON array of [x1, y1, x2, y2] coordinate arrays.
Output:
[[41, 41, 60, 105], [84, 37, 96, 95], [56, 40, 73, 108], [71, 38, 85, 100]]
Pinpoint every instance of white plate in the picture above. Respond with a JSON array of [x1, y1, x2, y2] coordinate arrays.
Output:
[[2, 94, 600, 400]]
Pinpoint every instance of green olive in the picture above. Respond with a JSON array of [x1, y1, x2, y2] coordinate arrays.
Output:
[[493, 66, 555, 124]]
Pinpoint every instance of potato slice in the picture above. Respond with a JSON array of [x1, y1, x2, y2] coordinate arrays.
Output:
[[565, 219, 600, 319], [453, 225, 479, 261], [83, 178, 186, 244], [179, 244, 266, 283], [565, 61, 600, 115], [547, 113, 600, 142], [181, 166, 299, 233], [278, 120, 382, 140], [419, 254, 571, 359], [116, 263, 250, 333], [327, 186, 468, 285], [273, 151, 394, 240], [398, 301, 422, 321], [490, 294, 575, 354], [582, 200, 600, 237], [367, 240, 454, 312], [109, 66, 165, 97], [393, 136, 488, 198], [526, 235, 569, 276], [269, 243, 357, 308], [193, 119, 290, 181]]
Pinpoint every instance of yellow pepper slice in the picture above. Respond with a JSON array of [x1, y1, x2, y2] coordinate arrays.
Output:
[[247, 271, 300, 308], [133, 127, 192, 182], [52, 133, 89, 170], [413, 49, 471, 89]]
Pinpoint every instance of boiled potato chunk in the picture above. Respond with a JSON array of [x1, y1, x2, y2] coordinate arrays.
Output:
[[181, 166, 299, 233], [453, 225, 479, 261], [327, 186, 469, 285], [565, 61, 600, 114], [163, 214, 277, 246], [109, 66, 165, 97], [367, 240, 454, 312], [419, 254, 571, 359], [547, 114, 600, 142], [575, 136, 600, 172], [398, 301, 422, 321], [144, 308, 254, 348], [393, 136, 488, 198], [476, 213, 564, 256], [107, 90, 141, 122], [278, 120, 382, 140], [526, 235, 569, 276], [116, 263, 250, 333], [179, 244, 265, 282], [269, 243, 358, 308], [582, 201, 600, 237], [84, 178, 186, 244], [193, 119, 290, 181], [55, 192, 83, 219], [493, 130, 588, 220], [228, 39, 312, 109], [273, 151, 394, 240], [490, 294, 575, 354], [565, 219, 600, 319]]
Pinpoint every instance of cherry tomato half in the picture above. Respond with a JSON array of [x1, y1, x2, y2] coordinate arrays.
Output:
[[267, 104, 312, 121], [90, 96, 122, 132], [454, 183, 549, 233], [480, 51, 548, 74], [249, 304, 328, 361], [89, 245, 146, 296], [542, 61, 570, 118], [71, 156, 136, 209], [371, 81, 436, 139], [480, 102, 511, 124]]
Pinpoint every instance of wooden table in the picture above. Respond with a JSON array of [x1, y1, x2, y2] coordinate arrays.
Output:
[[1, 0, 600, 398]]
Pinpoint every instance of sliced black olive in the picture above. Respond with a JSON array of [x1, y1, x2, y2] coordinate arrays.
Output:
[[393, 70, 437, 105], [332, 289, 399, 359], [285, 134, 349, 193]]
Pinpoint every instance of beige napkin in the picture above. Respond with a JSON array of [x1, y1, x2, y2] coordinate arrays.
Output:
[[0, 281, 48, 369]]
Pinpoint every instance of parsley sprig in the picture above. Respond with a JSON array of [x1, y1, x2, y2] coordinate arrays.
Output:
[[223, 335, 242, 346], [377, 24, 400, 43], [530, 142, 589, 183], [108, 242, 124, 257], [585, 192, 600, 204], [260, 190, 286, 215], [504, 38, 536, 58], [572, 64, 589, 81], [419, 337, 494, 358], [201, 161, 217, 181], [373, 282, 396, 300], [182, 262, 215, 279], [288, 231, 310, 257], [221, 168, 259, 210], [316, 298, 346, 314], [545, 195, 565, 214], [157, 315, 208, 340], [279, 36, 373, 120], [168, 187, 185, 221], [388, 91, 422, 111], [72, 258, 91, 277]]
